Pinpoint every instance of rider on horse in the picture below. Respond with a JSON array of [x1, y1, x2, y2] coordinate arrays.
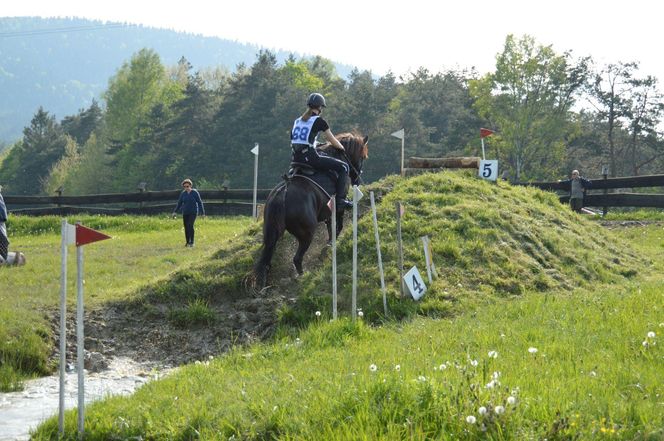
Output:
[[290, 93, 353, 211]]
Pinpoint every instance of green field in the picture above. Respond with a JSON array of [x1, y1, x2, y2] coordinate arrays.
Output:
[[6, 172, 664, 440], [0, 215, 253, 390]]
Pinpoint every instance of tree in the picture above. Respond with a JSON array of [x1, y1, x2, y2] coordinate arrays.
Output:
[[0, 107, 67, 194], [470, 35, 589, 181], [588, 62, 639, 177]]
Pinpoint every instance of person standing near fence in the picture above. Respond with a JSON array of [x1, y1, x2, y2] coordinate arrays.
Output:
[[559, 169, 592, 213], [172, 179, 205, 247], [0, 186, 8, 261]]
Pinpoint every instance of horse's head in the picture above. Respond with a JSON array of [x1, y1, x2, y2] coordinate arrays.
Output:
[[321, 132, 368, 186]]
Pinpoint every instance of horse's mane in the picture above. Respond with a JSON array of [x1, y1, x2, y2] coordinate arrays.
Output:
[[318, 132, 369, 160]]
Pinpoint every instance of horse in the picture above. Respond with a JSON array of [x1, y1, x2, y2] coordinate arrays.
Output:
[[255, 132, 369, 287]]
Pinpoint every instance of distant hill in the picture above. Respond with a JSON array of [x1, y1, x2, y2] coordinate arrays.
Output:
[[0, 17, 356, 143]]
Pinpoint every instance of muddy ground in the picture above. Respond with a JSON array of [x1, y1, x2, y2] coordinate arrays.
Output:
[[49, 218, 337, 371]]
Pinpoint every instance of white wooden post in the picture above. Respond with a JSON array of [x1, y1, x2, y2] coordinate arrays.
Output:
[[370, 192, 388, 316], [76, 233, 85, 437], [331, 199, 337, 320], [58, 219, 68, 437], [251, 143, 259, 219], [395, 202, 405, 297]]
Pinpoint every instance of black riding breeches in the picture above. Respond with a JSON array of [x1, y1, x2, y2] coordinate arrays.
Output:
[[292, 147, 349, 200], [183, 214, 197, 245]]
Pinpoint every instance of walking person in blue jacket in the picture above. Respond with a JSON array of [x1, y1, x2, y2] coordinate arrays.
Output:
[[0, 187, 9, 261], [172, 179, 205, 247]]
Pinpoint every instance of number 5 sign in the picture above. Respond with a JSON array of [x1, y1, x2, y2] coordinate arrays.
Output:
[[479, 160, 498, 181], [404, 266, 427, 300]]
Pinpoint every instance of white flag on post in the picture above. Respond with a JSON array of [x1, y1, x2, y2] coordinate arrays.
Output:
[[353, 185, 364, 202], [64, 222, 77, 245], [391, 129, 404, 140], [250, 143, 259, 155]]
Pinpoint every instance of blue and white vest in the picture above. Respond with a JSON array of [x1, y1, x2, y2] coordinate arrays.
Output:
[[291, 115, 319, 147]]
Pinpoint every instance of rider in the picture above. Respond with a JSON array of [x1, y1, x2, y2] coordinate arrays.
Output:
[[291, 92, 353, 211]]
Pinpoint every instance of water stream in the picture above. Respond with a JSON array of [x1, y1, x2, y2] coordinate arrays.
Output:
[[0, 357, 171, 440]]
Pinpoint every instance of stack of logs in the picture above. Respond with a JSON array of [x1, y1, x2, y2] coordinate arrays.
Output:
[[404, 157, 480, 176]]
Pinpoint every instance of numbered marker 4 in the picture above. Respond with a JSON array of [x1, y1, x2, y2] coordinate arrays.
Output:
[[404, 266, 427, 300]]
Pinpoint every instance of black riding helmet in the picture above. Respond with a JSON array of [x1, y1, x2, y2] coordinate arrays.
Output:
[[307, 93, 327, 109]]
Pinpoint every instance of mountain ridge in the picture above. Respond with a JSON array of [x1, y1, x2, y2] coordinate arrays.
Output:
[[0, 16, 357, 142]]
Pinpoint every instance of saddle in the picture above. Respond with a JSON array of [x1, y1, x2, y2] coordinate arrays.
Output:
[[286, 162, 338, 198]]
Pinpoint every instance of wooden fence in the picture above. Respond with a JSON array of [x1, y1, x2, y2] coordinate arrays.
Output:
[[4, 189, 272, 216], [517, 174, 664, 210]]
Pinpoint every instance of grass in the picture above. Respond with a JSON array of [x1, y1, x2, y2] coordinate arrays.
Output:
[[33, 269, 663, 439], [0, 215, 252, 391], [28, 171, 663, 439]]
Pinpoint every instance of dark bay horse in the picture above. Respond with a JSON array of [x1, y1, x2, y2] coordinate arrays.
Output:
[[255, 132, 369, 287]]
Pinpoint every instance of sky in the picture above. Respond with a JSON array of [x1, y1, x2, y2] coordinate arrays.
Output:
[[3, 0, 664, 82]]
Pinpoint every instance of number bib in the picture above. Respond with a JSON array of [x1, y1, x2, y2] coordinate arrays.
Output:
[[291, 115, 319, 147]]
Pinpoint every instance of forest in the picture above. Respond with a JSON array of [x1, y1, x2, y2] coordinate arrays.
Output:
[[0, 34, 662, 195]]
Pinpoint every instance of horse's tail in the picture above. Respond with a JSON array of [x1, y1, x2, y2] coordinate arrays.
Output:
[[255, 183, 286, 287]]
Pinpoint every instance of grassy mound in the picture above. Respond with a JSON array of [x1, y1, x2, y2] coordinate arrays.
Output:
[[288, 171, 641, 323]]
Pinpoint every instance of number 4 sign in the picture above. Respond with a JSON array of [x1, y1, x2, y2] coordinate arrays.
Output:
[[404, 266, 427, 300], [479, 160, 498, 181]]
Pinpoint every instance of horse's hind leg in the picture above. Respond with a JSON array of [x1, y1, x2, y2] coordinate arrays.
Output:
[[292, 230, 314, 276]]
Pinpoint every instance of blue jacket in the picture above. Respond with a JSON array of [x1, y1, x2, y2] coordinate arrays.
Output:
[[173, 189, 205, 216]]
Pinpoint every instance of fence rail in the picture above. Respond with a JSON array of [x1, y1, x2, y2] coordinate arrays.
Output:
[[5, 189, 272, 216], [516, 173, 664, 210]]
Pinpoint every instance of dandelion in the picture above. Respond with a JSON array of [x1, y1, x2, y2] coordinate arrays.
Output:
[[492, 371, 500, 380], [528, 347, 538, 354], [647, 331, 656, 338], [466, 415, 477, 424], [395, 364, 401, 371], [417, 375, 427, 382], [659, 323, 664, 328], [315, 311, 321, 317], [642, 340, 649, 347], [507, 396, 517, 405], [488, 350, 498, 359], [486, 380, 496, 389], [478, 406, 487, 416], [495, 405, 505, 415], [369, 364, 378, 372], [470, 359, 479, 367], [358, 310, 364, 318]]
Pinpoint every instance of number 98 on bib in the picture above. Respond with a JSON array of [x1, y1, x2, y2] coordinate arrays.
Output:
[[479, 160, 498, 181]]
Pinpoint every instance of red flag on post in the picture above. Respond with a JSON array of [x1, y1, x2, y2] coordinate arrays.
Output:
[[480, 128, 495, 138], [75, 224, 111, 247]]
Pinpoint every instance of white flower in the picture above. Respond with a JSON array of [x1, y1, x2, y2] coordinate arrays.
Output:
[[659, 323, 664, 328], [394, 364, 401, 371], [417, 375, 427, 382], [589, 371, 597, 377], [507, 396, 517, 405], [486, 380, 496, 389], [528, 347, 538, 354], [492, 371, 500, 380], [478, 406, 487, 416], [369, 364, 377, 372], [488, 350, 498, 359], [466, 415, 477, 424], [470, 359, 479, 367], [457, 283, 463, 288], [494, 405, 505, 415], [647, 331, 656, 338], [438, 363, 447, 370], [358, 310, 364, 318], [315, 310, 321, 317], [642, 340, 649, 347]]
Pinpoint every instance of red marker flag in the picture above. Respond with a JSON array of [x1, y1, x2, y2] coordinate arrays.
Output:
[[75, 224, 111, 247], [480, 128, 495, 138]]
